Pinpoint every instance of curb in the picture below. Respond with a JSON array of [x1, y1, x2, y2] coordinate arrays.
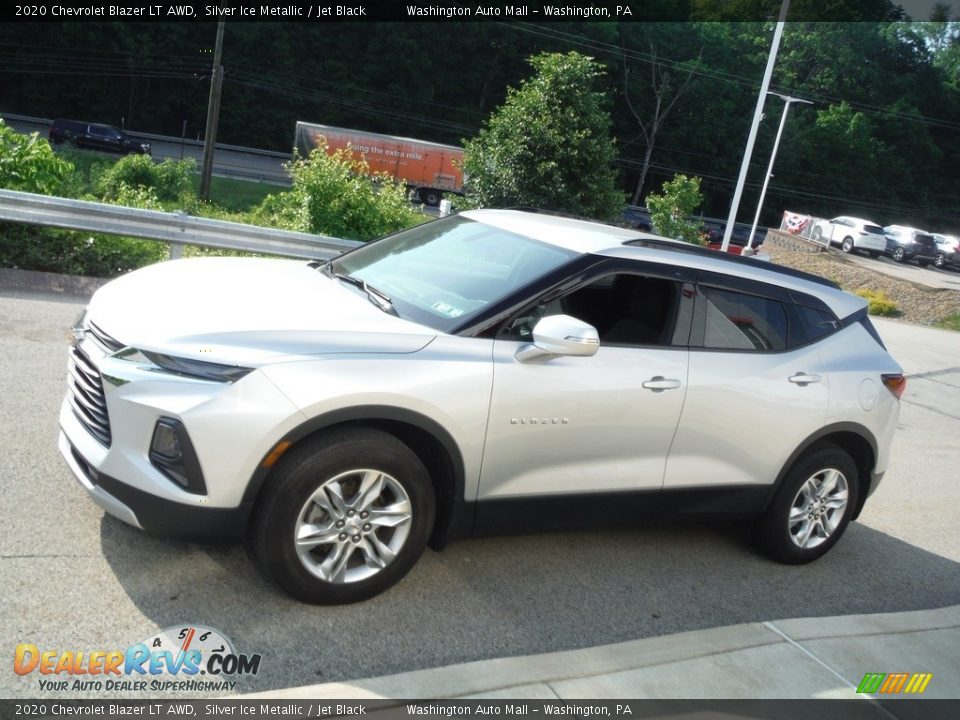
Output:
[[242, 605, 960, 701], [0, 267, 109, 298]]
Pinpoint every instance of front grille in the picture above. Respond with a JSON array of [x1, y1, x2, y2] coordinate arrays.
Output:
[[87, 321, 124, 354], [68, 346, 112, 446]]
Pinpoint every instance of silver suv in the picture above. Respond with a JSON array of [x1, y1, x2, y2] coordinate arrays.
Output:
[[59, 210, 905, 603]]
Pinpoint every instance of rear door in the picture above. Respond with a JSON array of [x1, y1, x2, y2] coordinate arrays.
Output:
[[664, 273, 830, 491]]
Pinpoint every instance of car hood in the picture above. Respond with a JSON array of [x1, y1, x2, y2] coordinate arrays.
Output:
[[86, 257, 437, 365]]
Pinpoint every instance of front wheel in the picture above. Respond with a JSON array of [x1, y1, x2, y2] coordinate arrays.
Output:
[[935, 253, 946, 269], [248, 428, 435, 604], [754, 444, 859, 564], [892, 246, 906, 262]]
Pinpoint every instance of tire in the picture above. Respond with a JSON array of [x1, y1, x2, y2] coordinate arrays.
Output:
[[934, 254, 946, 269], [841, 237, 854, 253], [754, 444, 859, 564], [811, 226, 823, 241], [918, 260, 930, 268], [420, 188, 441, 207], [868, 251, 880, 258], [248, 427, 435, 604], [892, 246, 906, 262]]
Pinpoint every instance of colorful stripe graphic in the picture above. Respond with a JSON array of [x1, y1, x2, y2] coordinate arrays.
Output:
[[857, 672, 932, 694]]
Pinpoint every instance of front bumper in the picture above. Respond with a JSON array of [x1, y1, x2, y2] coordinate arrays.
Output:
[[58, 334, 306, 541], [59, 430, 251, 541]]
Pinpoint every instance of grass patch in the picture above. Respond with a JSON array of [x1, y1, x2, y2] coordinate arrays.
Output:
[[934, 313, 960, 331], [191, 175, 288, 212]]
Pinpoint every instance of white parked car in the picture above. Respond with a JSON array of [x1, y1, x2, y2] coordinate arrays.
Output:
[[59, 210, 905, 603], [811, 216, 887, 256]]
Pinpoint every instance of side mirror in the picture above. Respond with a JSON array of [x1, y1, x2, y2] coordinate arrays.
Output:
[[515, 314, 599, 362]]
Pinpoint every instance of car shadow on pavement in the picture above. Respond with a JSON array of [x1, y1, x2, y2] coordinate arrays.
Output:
[[99, 514, 960, 694]]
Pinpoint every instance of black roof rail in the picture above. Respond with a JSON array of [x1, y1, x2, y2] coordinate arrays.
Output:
[[623, 238, 840, 290]]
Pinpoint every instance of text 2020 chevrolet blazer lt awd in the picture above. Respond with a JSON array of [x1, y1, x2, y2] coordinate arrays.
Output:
[[59, 210, 905, 603]]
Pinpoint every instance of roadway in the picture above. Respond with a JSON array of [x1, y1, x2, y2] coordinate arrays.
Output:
[[2, 115, 291, 185], [0, 283, 957, 699]]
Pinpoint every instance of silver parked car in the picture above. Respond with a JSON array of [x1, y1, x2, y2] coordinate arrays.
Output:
[[932, 233, 960, 270], [59, 210, 905, 604], [883, 225, 939, 266]]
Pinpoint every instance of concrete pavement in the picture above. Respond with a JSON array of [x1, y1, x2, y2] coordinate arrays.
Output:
[[247, 605, 960, 700]]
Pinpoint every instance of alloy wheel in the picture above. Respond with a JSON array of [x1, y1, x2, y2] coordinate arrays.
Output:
[[787, 468, 849, 550], [294, 469, 412, 584]]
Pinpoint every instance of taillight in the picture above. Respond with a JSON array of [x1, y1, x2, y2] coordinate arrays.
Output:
[[882, 374, 906, 399]]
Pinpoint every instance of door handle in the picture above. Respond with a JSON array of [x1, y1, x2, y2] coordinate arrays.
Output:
[[642, 376, 682, 392], [789, 372, 822, 386]]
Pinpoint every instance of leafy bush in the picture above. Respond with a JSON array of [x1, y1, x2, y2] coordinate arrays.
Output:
[[855, 288, 899, 316], [645, 174, 705, 245], [255, 144, 419, 241], [0, 118, 74, 194], [461, 52, 625, 220], [95, 154, 196, 202], [0, 222, 166, 277]]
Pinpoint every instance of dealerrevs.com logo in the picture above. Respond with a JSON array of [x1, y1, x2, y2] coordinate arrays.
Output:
[[14, 626, 262, 693]]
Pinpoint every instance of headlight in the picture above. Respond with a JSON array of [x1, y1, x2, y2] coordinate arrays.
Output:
[[141, 351, 253, 383]]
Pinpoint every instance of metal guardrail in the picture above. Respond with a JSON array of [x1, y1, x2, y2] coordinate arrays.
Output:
[[0, 189, 361, 261]]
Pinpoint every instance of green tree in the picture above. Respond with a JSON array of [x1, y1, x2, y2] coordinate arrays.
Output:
[[257, 142, 419, 241], [0, 119, 73, 194], [645, 173, 705, 244], [461, 51, 625, 220]]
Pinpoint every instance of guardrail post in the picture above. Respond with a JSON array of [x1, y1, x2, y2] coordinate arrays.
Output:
[[169, 242, 184, 260]]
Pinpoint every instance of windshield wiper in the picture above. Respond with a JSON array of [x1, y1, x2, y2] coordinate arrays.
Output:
[[331, 271, 398, 316]]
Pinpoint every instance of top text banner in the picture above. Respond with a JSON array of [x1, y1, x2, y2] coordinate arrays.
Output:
[[4, 1, 885, 22], [7, 2, 646, 23]]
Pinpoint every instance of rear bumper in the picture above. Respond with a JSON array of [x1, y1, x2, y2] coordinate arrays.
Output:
[[59, 430, 251, 542]]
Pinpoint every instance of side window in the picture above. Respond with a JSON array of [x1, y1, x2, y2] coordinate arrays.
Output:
[[501, 273, 687, 348], [795, 305, 839, 342], [700, 287, 788, 352]]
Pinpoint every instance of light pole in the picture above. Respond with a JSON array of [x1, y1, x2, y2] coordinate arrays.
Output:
[[720, 0, 790, 253], [744, 93, 812, 253]]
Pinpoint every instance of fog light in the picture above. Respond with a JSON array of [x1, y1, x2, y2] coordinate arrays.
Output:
[[151, 420, 182, 460], [149, 418, 206, 495]]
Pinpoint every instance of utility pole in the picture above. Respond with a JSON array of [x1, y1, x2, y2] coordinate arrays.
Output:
[[199, 21, 225, 202], [744, 93, 812, 253], [720, 0, 790, 253]]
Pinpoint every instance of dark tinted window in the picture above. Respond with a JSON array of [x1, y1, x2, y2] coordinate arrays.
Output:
[[701, 287, 788, 351], [863, 224, 884, 235], [796, 305, 839, 342], [501, 273, 687, 348]]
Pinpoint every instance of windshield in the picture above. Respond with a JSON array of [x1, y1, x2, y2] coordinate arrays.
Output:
[[331, 216, 578, 332]]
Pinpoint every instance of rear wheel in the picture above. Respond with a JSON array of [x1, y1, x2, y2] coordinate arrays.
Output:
[[420, 188, 441, 206], [248, 428, 435, 604], [841, 237, 855, 253], [935, 253, 946, 269], [754, 444, 859, 564]]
